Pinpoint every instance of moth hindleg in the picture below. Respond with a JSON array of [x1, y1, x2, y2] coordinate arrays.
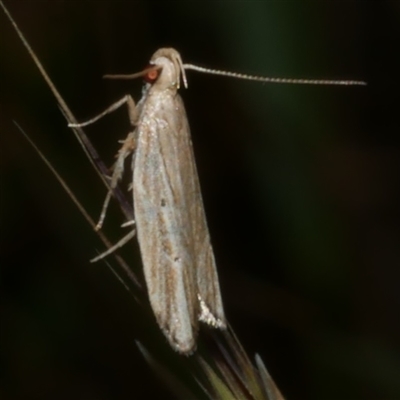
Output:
[[90, 229, 136, 263]]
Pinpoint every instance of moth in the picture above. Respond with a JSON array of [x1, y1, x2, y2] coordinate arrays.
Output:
[[72, 48, 226, 354], [70, 48, 365, 354]]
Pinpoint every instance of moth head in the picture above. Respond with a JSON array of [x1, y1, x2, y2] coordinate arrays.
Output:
[[149, 48, 188, 90]]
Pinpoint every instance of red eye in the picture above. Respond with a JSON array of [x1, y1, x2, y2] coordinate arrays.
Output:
[[144, 65, 160, 83]]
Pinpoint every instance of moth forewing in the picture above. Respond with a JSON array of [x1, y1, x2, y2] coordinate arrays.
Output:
[[187, 135, 226, 329], [132, 49, 225, 353]]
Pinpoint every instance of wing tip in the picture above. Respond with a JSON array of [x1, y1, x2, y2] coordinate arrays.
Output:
[[161, 326, 198, 355], [198, 294, 226, 329]]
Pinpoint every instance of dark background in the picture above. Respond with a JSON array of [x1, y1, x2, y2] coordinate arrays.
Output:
[[1, 1, 399, 399]]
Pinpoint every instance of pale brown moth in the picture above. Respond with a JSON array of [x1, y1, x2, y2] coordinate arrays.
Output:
[[71, 49, 226, 354], [69, 48, 366, 354]]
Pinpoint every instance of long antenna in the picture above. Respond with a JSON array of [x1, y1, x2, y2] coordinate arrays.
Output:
[[183, 63, 367, 86]]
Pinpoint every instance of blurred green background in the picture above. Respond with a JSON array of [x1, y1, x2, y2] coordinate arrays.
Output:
[[1, 1, 399, 399]]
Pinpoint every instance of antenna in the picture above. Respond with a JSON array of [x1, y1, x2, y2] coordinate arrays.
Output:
[[183, 63, 367, 86]]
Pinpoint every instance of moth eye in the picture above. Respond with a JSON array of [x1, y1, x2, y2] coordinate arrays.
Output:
[[144, 65, 160, 84]]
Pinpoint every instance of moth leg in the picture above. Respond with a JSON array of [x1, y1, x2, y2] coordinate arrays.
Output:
[[125, 95, 139, 126], [67, 95, 139, 230], [96, 131, 136, 230], [121, 220, 135, 228], [68, 95, 138, 128], [90, 229, 136, 263]]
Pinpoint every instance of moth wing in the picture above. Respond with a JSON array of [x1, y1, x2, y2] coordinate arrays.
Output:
[[193, 211, 226, 329], [133, 93, 199, 353], [185, 118, 226, 330]]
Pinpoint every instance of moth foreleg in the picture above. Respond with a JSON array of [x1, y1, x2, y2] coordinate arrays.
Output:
[[68, 95, 137, 128]]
